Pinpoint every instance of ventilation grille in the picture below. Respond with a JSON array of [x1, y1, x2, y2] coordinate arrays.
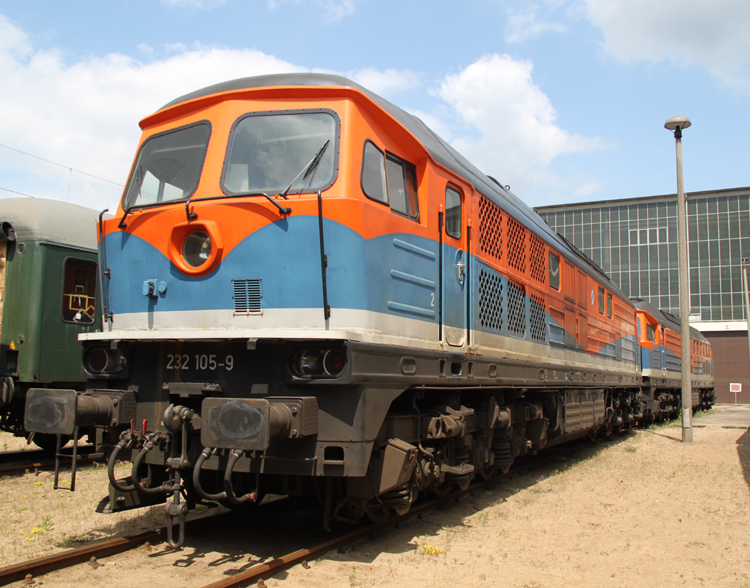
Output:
[[529, 233, 546, 284], [507, 216, 526, 273], [507, 280, 526, 338], [479, 269, 503, 332], [529, 293, 546, 342], [478, 197, 503, 262], [232, 278, 262, 315]]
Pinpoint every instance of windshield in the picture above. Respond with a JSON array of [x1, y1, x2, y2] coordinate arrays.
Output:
[[223, 111, 337, 196], [123, 122, 211, 209]]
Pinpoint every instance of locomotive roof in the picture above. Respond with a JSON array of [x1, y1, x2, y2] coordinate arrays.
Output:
[[0, 198, 106, 251], [160, 74, 632, 304], [631, 298, 709, 344]]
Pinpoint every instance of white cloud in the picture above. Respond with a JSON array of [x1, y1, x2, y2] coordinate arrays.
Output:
[[583, 0, 750, 92], [505, 5, 568, 43], [348, 67, 421, 98], [0, 15, 305, 208], [437, 54, 607, 198]]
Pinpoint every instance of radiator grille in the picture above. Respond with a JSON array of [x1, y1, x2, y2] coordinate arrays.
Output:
[[507, 216, 526, 273], [232, 278, 262, 315], [479, 269, 503, 332], [529, 293, 547, 342], [479, 197, 503, 262], [507, 280, 526, 338], [529, 233, 546, 284]]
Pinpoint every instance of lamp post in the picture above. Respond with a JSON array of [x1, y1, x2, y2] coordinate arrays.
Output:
[[665, 115, 693, 442]]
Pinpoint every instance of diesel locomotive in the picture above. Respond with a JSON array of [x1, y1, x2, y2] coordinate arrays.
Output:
[[23, 74, 714, 546], [1, 198, 105, 450]]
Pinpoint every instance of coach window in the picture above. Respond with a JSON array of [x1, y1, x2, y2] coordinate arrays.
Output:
[[607, 292, 613, 318], [598, 286, 604, 314], [361, 141, 387, 204], [549, 252, 560, 290], [445, 187, 462, 239], [62, 258, 97, 324]]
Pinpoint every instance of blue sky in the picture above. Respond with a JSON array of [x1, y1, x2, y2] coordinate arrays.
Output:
[[0, 0, 748, 211]]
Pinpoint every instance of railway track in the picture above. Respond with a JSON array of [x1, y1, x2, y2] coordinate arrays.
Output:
[[0, 435, 602, 587], [0, 446, 97, 478]]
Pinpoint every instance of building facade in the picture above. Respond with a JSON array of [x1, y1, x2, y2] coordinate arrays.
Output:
[[535, 186, 750, 404]]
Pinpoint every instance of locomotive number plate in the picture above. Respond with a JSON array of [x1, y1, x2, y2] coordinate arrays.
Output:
[[165, 353, 235, 371]]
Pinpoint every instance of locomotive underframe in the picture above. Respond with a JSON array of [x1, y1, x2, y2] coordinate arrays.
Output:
[[24, 336, 706, 546]]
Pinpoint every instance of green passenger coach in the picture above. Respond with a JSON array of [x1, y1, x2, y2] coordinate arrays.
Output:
[[0, 198, 105, 450]]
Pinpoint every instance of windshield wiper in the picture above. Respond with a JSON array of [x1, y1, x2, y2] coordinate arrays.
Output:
[[279, 140, 330, 199]]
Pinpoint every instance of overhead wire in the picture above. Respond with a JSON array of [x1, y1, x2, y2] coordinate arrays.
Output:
[[0, 142, 124, 187]]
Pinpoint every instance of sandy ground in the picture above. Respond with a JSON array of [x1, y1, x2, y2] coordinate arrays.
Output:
[[1, 412, 748, 588]]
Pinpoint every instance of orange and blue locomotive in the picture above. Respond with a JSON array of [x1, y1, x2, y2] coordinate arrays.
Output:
[[24, 74, 708, 545]]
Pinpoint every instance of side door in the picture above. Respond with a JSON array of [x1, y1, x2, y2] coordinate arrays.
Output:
[[659, 326, 667, 373], [441, 186, 467, 347]]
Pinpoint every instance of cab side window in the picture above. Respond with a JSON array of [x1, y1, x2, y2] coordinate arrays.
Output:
[[361, 141, 387, 204], [607, 293, 613, 318], [598, 286, 604, 314], [549, 252, 560, 290], [445, 186, 462, 239], [361, 141, 419, 220], [646, 324, 655, 342]]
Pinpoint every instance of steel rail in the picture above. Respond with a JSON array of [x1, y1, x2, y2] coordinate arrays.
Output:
[[0, 436, 604, 587], [0, 447, 96, 478], [0, 527, 165, 586], [199, 439, 596, 588]]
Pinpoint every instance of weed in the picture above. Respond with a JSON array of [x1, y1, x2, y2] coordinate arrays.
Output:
[[349, 565, 357, 588], [41, 516, 53, 532], [420, 542, 446, 556], [624, 446, 638, 453]]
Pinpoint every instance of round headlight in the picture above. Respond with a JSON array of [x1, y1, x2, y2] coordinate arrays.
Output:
[[323, 349, 347, 377], [182, 231, 211, 267], [85, 347, 124, 374], [86, 348, 109, 373]]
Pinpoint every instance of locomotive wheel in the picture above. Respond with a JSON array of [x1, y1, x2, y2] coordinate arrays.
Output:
[[477, 464, 497, 480], [428, 480, 452, 498], [365, 501, 392, 523]]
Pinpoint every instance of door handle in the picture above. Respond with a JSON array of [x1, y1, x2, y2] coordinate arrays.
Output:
[[456, 260, 466, 284]]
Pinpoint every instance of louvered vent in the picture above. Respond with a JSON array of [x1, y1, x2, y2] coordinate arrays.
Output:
[[529, 293, 546, 342], [232, 278, 262, 315], [529, 233, 546, 284], [507, 280, 526, 338], [479, 269, 503, 332], [479, 197, 503, 262], [507, 216, 526, 273]]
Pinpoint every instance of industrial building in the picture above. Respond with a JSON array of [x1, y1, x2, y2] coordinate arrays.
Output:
[[535, 186, 750, 404]]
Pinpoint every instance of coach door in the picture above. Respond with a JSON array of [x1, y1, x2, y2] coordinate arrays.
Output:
[[441, 186, 467, 347]]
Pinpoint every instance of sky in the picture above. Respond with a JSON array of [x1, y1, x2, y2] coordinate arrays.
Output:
[[0, 0, 748, 213]]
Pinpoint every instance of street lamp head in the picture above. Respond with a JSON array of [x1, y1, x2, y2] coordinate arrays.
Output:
[[665, 115, 692, 132]]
